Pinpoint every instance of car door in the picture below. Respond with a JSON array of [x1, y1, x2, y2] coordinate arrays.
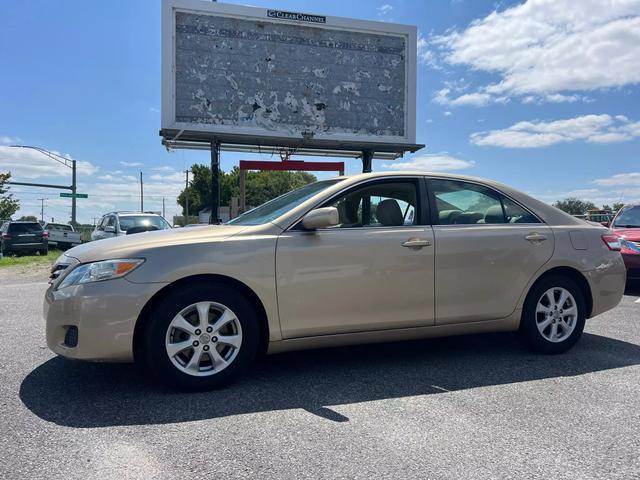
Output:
[[276, 177, 435, 338], [428, 178, 554, 325]]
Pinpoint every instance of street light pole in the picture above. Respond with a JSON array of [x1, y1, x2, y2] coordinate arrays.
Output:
[[71, 160, 77, 225], [184, 170, 190, 222]]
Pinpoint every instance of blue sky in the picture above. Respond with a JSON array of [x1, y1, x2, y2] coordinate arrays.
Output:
[[1, 0, 639, 223]]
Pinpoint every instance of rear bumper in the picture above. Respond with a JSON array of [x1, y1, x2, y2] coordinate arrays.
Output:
[[44, 277, 167, 362], [584, 254, 627, 317], [3, 242, 47, 252]]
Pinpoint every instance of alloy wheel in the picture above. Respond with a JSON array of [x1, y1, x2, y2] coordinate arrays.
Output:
[[535, 287, 578, 343], [165, 301, 243, 376]]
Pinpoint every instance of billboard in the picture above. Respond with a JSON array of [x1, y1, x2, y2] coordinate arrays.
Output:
[[161, 0, 417, 152]]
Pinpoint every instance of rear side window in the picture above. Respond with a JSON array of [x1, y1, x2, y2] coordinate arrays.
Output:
[[430, 179, 539, 225], [9, 223, 43, 233]]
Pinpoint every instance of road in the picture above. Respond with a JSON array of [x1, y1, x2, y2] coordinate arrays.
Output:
[[1, 270, 639, 479]]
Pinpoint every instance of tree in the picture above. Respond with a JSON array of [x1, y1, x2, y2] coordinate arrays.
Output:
[[612, 202, 625, 213], [552, 197, 597, 216], [0, 172, 20, 220], [177, 165, 317, 215], [17, 215, 38, 222]]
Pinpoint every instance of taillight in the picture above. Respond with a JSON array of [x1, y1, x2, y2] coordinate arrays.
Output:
[[1, 233, 10, 240], [42, 231, 49, 239], [602, 234, 621, 251]]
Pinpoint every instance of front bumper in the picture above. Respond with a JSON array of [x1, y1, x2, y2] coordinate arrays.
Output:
[[621, 252, 640, 279], [44, 277, 167, 362]]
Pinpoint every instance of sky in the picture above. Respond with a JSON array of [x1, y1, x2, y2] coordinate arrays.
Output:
[[1, 0, 639, 224]]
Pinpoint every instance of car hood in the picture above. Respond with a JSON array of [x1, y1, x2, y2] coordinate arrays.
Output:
[[612, 227, 640, 240], [64, 224, 250, 263]]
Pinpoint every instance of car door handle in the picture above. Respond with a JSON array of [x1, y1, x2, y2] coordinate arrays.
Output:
[[525, 232, 547, 243], [402, 238, 431, 249]]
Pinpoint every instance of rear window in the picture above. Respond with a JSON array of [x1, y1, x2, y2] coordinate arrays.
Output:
[[9, 223, 43, 233], [118, 216, 170, 232], [613, 206, 640, 228]]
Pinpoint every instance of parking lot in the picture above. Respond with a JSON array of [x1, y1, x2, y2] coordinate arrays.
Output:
[[1, 269, 638, 479]]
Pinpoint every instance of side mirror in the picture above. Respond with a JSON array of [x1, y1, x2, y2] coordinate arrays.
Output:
[[600, 221, 610, 228], [104, 225, 115, 233], [173, 224, 181, 228], [302, 207, 339, 230]]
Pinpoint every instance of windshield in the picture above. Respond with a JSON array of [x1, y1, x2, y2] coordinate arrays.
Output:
[[613, 206, 640, 228], [119, 216, 171, 231], [227, 180, 342, 226]]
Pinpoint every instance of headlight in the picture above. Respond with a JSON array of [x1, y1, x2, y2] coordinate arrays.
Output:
[[620, 238, 640, 253], [57, 258, 145, 289]]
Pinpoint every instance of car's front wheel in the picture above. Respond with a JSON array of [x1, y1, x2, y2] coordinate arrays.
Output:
[[518, 274, 587, 354], [140, 283, 260, 389]]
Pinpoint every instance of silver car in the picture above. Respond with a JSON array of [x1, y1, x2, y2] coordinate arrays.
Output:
[[91, 212, 172, 241], [45, 172, 626, 389]]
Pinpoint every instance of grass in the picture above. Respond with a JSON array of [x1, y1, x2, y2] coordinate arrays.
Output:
[[0, 248, 62, 269]]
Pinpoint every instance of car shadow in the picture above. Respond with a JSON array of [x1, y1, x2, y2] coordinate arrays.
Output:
[[20, 332, 640, 427]]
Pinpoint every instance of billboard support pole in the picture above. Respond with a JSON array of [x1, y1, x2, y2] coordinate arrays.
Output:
[[239, 170, 246, 215], [362, 150, 373, 173], [210, 139, 220, 224]]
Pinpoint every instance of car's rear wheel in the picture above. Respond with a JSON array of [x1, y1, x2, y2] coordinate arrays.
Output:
[[518, 275, 586, 354], [140, 283, 259, 389]]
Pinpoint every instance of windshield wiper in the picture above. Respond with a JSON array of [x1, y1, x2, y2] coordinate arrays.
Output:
[[615, 224, 640, 228]]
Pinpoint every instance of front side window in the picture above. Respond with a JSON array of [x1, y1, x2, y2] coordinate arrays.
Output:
[[326, 181, 418, 228], [431, 179, 539, 225]]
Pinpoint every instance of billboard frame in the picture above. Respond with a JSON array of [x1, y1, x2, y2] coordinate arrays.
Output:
[[161, 0, 422, 159]]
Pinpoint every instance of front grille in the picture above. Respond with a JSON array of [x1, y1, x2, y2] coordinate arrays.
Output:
[[64, 326, 78, 347]]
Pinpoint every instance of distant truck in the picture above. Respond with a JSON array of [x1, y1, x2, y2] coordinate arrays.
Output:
[[43, 223, 81, 250]]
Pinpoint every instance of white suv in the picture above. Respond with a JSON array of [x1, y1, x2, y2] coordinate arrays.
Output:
[[91, 212, 172, 241]]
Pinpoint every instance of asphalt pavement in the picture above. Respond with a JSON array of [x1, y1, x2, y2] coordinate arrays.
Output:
[[1, 270, 639, 479]]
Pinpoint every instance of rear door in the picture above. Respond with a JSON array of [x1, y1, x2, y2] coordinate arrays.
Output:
[[428, 178, 554, 325]]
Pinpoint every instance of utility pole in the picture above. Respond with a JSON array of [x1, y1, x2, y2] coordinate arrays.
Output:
[[38, 198, 47, 223], [140, 171, 144, 212], [184, 169, 190, 222]]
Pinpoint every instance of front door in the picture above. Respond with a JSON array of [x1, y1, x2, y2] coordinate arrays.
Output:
[[276, 178, 435, 338], [428, 178, 554, 325]]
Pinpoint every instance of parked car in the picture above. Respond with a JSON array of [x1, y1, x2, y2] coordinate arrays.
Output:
[[43, 222, 81, 250], [45, 172, 626, 389], [91, 212, 172, 241], [607, 203, 640, 280], [1, 221, 48, 255]]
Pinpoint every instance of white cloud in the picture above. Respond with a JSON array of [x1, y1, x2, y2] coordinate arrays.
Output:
[[148, 107, 160, 113], [594, 172, 640, 187], [377, 4, 393, 15], [384, 153, 475, 171], [0, 135, 22, 145], [120, 161, 144, 167], [434, 88, 492, 107], [417, 33, 440, 68], [471, 114, 640, 148], [432, 0, 640, 104], [0, 146, 99, 178]]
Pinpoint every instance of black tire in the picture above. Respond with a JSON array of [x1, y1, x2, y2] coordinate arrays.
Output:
[[518, 274, 586, 354], [140, 282, 260, 390]]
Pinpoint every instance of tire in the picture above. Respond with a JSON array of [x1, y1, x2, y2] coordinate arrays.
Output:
[[140, 282, 260, 390], [518, 274, 586, 354]]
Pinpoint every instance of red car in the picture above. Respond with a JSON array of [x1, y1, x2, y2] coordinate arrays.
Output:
[[609, 204, 640, 280]]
